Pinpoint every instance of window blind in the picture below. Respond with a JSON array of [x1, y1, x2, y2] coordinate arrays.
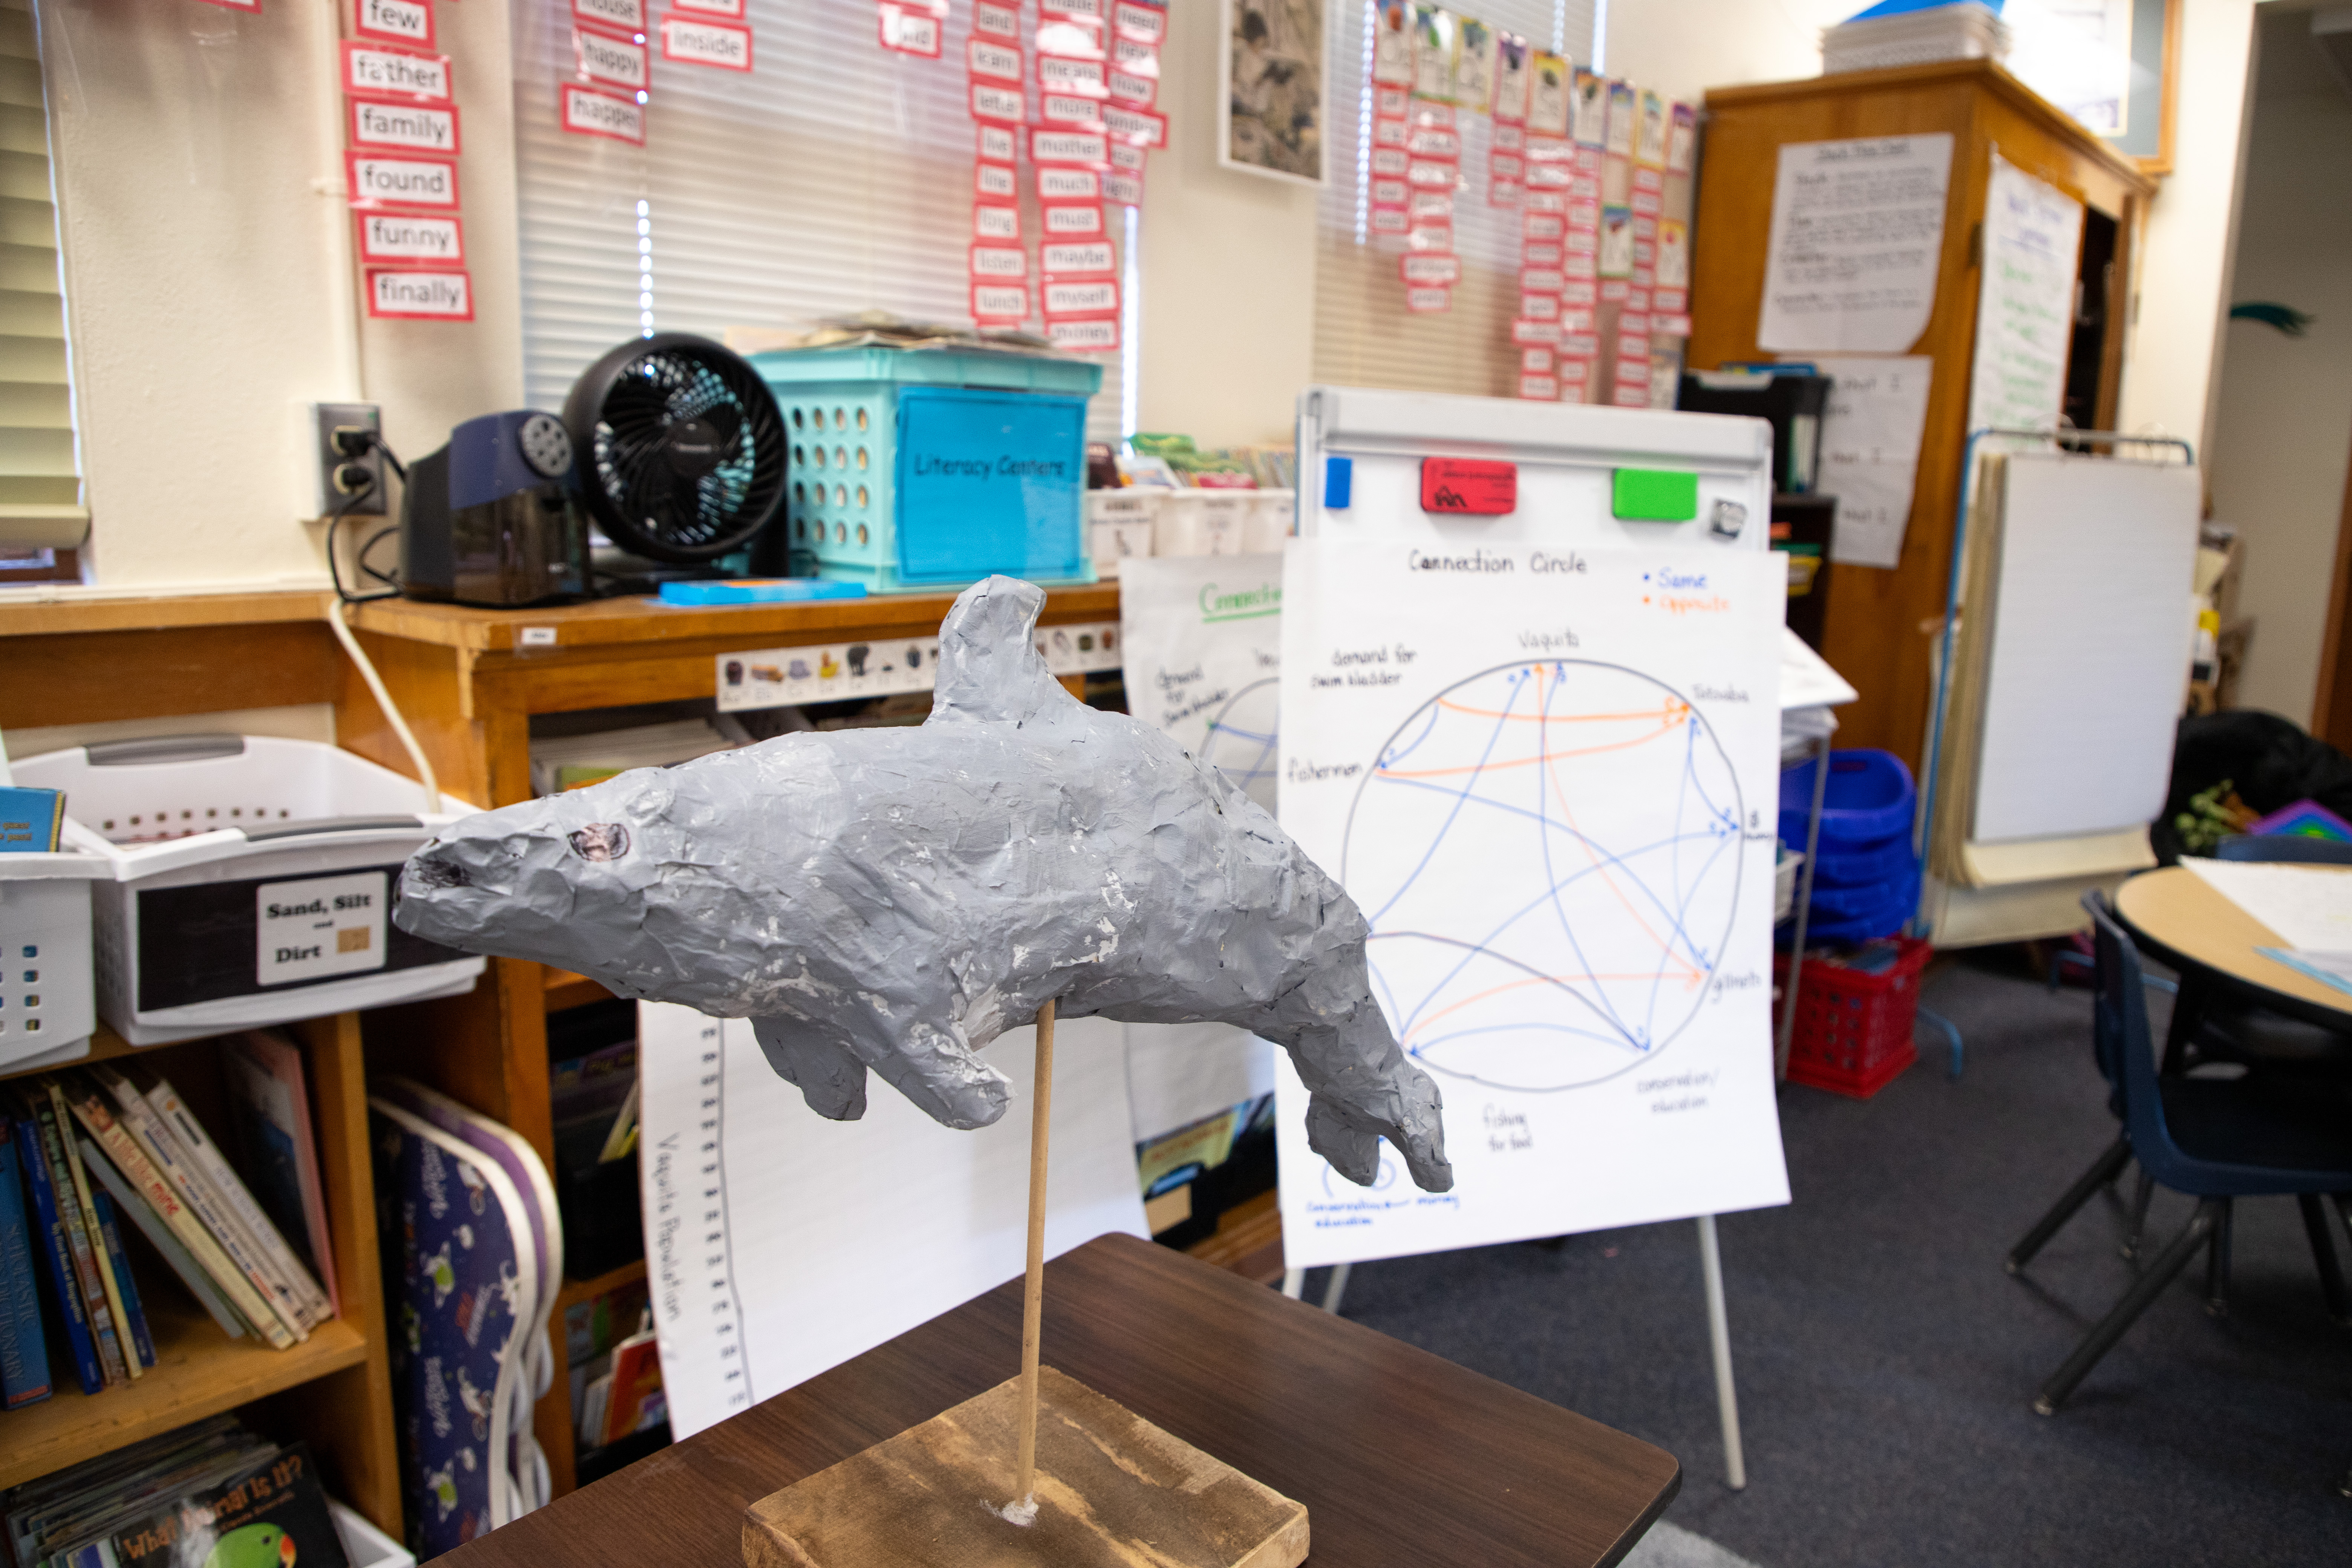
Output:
[[511, 0, 1127, 446], [1311, 0, 1597, 398], [0, 0, 83, 551]]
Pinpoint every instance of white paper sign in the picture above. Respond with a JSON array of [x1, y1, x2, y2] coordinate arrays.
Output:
[[639, 1006, 1147, 1435], [1757, 134, 1954, 354], [1274, 539, 1791, 1267], [1117, 554, 1283, 816], [714, 622, 1119, 712], [256, 871, 387, 986], [1966, 154, 2084, 438], [1802, 354, 1934, 570]]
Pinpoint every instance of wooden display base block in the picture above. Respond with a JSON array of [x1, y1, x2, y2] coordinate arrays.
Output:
[[743, 1366, 1309, 1568]]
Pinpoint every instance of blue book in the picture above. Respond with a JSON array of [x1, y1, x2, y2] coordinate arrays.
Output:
[[14, 1098, 102, 1395], [0, 787, 64, 853], [0, 1120, 51, 1405], [90, 1190, 155, 1371]]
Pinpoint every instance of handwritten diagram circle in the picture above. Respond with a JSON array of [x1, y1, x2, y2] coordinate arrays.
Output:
[[1202, 677, 1280, 814], [1340, 659, 1744, 1092]]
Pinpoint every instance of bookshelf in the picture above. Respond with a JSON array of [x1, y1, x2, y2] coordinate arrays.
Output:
[[0, 1012, 398, 1533]]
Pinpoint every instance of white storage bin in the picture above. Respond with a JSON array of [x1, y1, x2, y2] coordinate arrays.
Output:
[[1821, 2, 2007, 74], [13, 735, 486, 1046], [332, 1500, 419, 1568], [1243, 489, 1295, 554], [1086, 489, 1160, 578], [1157, 490, 1254, 557], [0, 851, 107, 1069]]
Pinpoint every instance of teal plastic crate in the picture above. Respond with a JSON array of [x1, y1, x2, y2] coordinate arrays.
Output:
[[751, 346, 1104, 594]]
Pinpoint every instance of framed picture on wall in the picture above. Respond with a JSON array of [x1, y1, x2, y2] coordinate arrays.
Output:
[[1219, 0, 1326, 186], [2004, 0, 2179, 175]]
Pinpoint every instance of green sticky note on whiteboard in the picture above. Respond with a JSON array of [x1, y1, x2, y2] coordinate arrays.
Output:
[[1612, 468, 1699, 521]]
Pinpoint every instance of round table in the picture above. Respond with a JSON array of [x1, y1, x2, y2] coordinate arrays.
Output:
[[2113, 864, 2352, 1031]]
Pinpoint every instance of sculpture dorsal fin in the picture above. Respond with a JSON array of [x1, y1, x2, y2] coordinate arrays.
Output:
[[929, 575, 1076, 726]]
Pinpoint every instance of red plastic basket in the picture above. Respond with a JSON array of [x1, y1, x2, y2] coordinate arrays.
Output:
[[1772, 937, 1934, 1098]]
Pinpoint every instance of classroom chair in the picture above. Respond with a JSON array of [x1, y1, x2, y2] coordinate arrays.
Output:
[[2017, 892, 2352, 1416]]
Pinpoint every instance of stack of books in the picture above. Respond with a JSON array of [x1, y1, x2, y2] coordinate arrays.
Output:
[[4, 1416, 351, 1568], [0, 1032, 338, 1403]]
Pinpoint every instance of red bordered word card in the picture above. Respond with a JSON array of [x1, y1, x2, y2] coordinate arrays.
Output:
[[974, 204, 1020, 240], [969, 244, 1028, 280], [1035, 166, 1101, 201], [356, 210, 464, 266], [341, 41, 452, 103], [1112, 1, 1164, 43], [972, 83, 1027, 124], [972, 282, 1029, 322], [574, 26, 649, 89], [1031, 127, 1108, 166], [561, 83, 646, 143], [1041, 239, 1115, 275], [354, 0, 432, 47], [1040, 202, 1105, 236], [974, 161, 1018, 199], [660, 15, 753, 69], [349, 96, 461, 156], [878, 0, 943, 56], [1046, 317, 1120, 352], [1101, 104, 1164, 147], [366, 267, 472, 320], [1041, 277, 1119, 318], [972, 0, 1019, 37], [346, 150, 461, 210], [573, 0, 646, 30], [1405, 286, 1453, 313], [968, 37, 1022, 80]]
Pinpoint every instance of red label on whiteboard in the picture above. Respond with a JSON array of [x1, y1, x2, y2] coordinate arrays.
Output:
[[354, 0, 433, 47], [1420, 458, 1517, 515], [366, 267, 472, 320]]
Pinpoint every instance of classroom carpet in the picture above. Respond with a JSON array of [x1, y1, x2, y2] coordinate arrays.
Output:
[[1302, 951, 2352, 1567]]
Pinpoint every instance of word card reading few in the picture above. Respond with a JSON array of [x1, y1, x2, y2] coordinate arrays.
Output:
[[354, 0, 433, 48]]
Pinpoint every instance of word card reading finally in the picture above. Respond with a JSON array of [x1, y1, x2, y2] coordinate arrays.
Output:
[[366, 267, 473, 321]]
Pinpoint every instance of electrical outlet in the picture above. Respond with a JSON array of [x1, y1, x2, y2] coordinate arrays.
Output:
[[312, 401, 386, 516]]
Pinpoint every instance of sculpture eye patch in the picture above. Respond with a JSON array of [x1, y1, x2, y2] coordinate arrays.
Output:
[[568, 824, 631, 862]]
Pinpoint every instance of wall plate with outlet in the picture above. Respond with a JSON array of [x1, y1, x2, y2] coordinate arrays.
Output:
[[313, 401, 386, 516]]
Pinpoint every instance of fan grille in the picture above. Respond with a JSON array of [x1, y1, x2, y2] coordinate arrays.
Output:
[[575, 338, 787, 562]]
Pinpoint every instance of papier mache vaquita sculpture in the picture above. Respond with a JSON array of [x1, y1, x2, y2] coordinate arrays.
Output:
[[391, 574, 1448, 1566], [392, 574, 1452, 1194]]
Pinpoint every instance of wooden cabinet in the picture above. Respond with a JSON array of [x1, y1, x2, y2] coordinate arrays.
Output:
[[1690, 59, 2156, 767]]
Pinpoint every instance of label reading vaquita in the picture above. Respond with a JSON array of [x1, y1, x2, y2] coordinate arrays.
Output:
[[256, 871, 389, 987]]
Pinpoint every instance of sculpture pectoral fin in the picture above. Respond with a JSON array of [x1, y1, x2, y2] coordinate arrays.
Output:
[[1288, 1009, 1455, 1194], [751, 1018, 870, 1121], [851, 1019, 1016, 1132]]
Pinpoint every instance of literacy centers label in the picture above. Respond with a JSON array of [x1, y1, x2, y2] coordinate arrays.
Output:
[[256, 871, 389, 987]]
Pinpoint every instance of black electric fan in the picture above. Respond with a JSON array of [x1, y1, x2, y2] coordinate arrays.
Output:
[[562, 331, 789, 573]]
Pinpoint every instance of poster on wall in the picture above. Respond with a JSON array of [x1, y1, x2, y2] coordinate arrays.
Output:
[[1272, 539, 1792, 1267], [1219, 0, 1323, 185], [1966, 153, 2084, 438], [1756, 133, 1953, 355]]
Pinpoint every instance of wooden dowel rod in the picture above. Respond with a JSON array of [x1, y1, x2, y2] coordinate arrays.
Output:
[[1013, 998, 1056, 1507]]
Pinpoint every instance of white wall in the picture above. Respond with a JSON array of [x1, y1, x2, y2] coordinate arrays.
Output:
[[1135, 0, 1318, 449], [2205, 6, 2352, 723], [34, 0, 521, 593], [1603, 0, 1846, 102]]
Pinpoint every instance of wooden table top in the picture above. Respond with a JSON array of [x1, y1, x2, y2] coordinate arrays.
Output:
[[2115, 864, 2352, 1022], [447, 1233, 1680, 1568]]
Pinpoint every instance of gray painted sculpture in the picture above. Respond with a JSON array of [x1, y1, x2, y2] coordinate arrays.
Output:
[[393, 575, 1451, 1192]]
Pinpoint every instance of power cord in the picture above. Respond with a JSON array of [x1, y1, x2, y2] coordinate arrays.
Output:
[[324, 427, 405, 604]]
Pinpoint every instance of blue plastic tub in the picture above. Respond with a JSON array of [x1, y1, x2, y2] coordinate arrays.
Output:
[[1810, 835, 1918, 889], [1800, 866, 1921, 944], [1779, 749, 1916, 851]]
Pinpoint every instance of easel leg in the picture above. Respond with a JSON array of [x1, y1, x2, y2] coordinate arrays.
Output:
[[1697, 1215, 1747, 1490], [1011, 1000, 1057, 1514], [1319, 1262, 1353, 1314], [1280, 1268, 1306, 1300]]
